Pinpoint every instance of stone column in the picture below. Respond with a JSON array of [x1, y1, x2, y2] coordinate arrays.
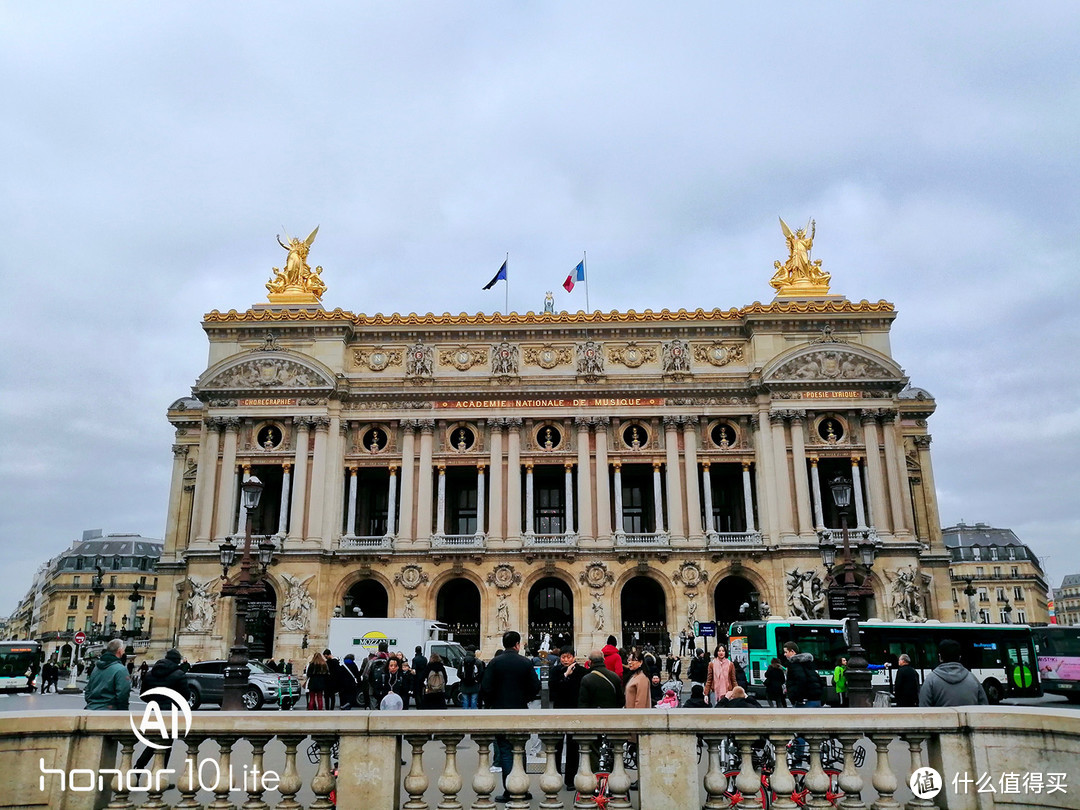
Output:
[[770, 412, 796, 537], [214, 418, 240, 540], [475, 463, 486, 536], [488, 420, 504, 542], [506, 418, 522, 541], [398, 421, 416, 542], [594, 418, 612, 541], [386, 464, 398, 536], [306, 417, 331, 542], [345, 466, 359, 536], [322, 416, 346, 544], [851, 456, 867, 529], [575, 418, 593, 540], [164, 445, 189, 554], [524, 462, 535, 535], [861, 411, 889, 532], [914, 435, 940, 539], [663, 417, 684, 540], [277, 463, 291, 535], [809, 457, 824, 530], [288, 418, 310, 542], [742, 461, 757, 533], [701, 462, 715, 534], [880, 411, 910, 534], [789, 413, 813, 535], [652, 461, 665, 534], [564, 462, 575, 535], [682, 418, 703, 542], [193, 419, 221, 543], [235, 463, 252, 535], [752, 412, 776, 540], [613, 461, 624, 535], [416, 419, 435, 542], [435, 464, 447, 536]]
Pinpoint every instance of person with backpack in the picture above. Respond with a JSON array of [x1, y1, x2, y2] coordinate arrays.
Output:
[[411, 645, 428, 710], [458, 646, 484, 709], [368, 643, 391, 708], [764, 658, 787, 707], [421, 652, 448, 709], [135, 649, 188, 771]]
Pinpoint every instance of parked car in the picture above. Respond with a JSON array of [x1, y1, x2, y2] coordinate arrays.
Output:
[[185, 660, 301, 710]]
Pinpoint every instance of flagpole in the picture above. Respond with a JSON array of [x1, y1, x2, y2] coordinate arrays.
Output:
[[505, 252, 509, 314], [583, 251, 590, 313]]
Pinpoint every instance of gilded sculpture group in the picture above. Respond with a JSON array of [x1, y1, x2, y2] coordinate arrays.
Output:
[[267, 226, 327, 299]]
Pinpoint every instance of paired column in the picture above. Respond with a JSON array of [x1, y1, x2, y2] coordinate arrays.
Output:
[[701, 462, 715, 534], [594, 419, 612, 540], [524, 462, 535, 535], [386, 465, 398, 536], [506, 419, 522, 540], [913, 435, 939, 539], [164, 445, 189, 554], [277, 463, 291, 535], [682, 418, 703, 541], [741, 461, 757, 533], [810, 457, 824, 529], [321, 417, 346, 543], [193, 419, 221, 542], [880, 411, 911, 534], [751, 412, 776, 539], [288, 418, 310, 542], [851, 456, 868, 529], [415, 420, 435, 542], [769, 412, 796, 536], [563, 462, 575, 534], [398, 421, 416, 541], [488, 421, 504, 541], [306, 417, 331, 541], [789, 414, 814, 535], [861, 411, 888, 532], [475, 463, 486, 536], [214, 418, 240, 539], [652, 461, 665, 534], [435, 465, 447, 536], [662, 417, 684, 539], [575, 418, 593, 539], [345, 467, 358, 536], [613, 461, 624, 535]]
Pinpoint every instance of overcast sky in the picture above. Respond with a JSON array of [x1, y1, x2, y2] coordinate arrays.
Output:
[[2, 4, 1078, 619]]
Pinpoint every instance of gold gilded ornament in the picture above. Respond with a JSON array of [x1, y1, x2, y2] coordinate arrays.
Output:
[[266, 226, 327, 304], [770, 218, 832, 297]]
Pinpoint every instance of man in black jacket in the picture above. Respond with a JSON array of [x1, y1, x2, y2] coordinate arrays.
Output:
[[688, 648, 708, 691], [782, 642, 823, 706], [548, 646, 586, 791], [135, 649, 189, 771], [481, 631, 541, 802], [892, 654, 921, 707]]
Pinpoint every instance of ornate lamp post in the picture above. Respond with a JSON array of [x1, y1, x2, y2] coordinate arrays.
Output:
[[90, 557, 105, 633], [824, 475, 873, 709], [219, 476, 274, 710], [127, 582, 142, 640], [962, 576, 978, 623]]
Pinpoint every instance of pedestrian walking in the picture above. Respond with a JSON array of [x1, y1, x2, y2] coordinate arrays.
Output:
[[833, 656, 848, 706], [764, 658, 786, 707], [892, 654, 921, 707], [480, 631, 541, 803], [782, 642, 823, 707], [305, 652, 329, 710], [602, 635, 624, 679], [919, 640, 988, 707], [704, 644, 738, 706], [135, 649, 188, 771], [323, 650, 341, 710], [337, 653, 361, 709], [458, 646, 484, 709], [84, 639, 130, 711], [688, 648, 708, 693], [411, 645, 428, 710], [624, 652, 651, 708], [421, 652, 448, 709]]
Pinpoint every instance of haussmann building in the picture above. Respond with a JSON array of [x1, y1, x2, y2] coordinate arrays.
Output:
[[151, 224, 950, 665]]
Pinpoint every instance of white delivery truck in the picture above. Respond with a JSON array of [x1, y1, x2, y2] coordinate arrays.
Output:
[[326, 618, 468, 703]]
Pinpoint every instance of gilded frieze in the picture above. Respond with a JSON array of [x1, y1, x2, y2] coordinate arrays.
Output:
[[606, 342, 656, 368], [523, 344, 573, 369], [439, 346, 488, 371], [353, 346, 402, 372], [693, 341, 745, 367]]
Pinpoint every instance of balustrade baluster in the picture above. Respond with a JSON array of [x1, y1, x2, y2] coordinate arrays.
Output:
[[137, 747, 169, 810], [571, 736, 597, 809], [504, 734, 531, 809], [274, 736, 304, 810], [768, 734, 799, 809], [836, 735, 866, 810], [309, 735, 337, 810], [900, 734, 935, 810], [732, 736, 764, 810], [537, 734, 565, 810], [470, 735, 498, 810], [176, 736, 204, 810], [869, 735, 901, 809], [107, 737, 137, 810], [604, 736, 632, 810], [435, 733, 465, 810], [241, 737, 271, 810], [207, 736, 237, 810], [802, 736, 832, 810], [701, 736, 729, 809], [402, 735, 431, 810]]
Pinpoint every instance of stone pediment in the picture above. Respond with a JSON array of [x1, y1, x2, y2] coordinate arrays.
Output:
[[196, 352, 336, 394], [762, 344, 905, 387]]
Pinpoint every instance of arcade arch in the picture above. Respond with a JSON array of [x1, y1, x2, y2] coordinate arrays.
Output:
[[620, 575, 668, 649], [528, 577, 573, 653], [436, 577, 482, 650]]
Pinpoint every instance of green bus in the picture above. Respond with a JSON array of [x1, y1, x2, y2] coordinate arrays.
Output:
[[726, 618, 1040, 704]]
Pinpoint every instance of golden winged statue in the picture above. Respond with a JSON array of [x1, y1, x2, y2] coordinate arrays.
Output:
[[769, 217, 832, 296], [266, 226, 326, 303]]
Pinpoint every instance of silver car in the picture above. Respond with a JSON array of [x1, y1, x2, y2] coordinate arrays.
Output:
[[185, 660, 302, 710]]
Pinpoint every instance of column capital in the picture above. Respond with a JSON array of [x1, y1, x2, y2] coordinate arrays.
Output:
[[681, 415, 700, 427], [652, 460, 662, 472], [574, 416, 592, 428], [310, 416, 331, 432], [221, 417, 242, 432], [788, 411, 806, 425], [612, 460, 622, 470], [913, 434, 932, 448], [564, 461, 574, 472], [388, 463, 398, 474], [292, 415, 312, 428], [748, 415, 760, 430], [662, 415, 681, 429], [505, 417, 524, 430], [741, 461, 751, 472], [860, 409, 879, 425], [437, 463, 446, 474], [348, 465, 358, 474], [400, 419, 417, 434], [282, 462, 292, 472], [592, 416, 611, 427], [701, 460, 711, 470], [878, 408, 899, 422], [172, 444, 189, 457], [809, 456, 819, 466], [418, 418, 436, 434], [850, 455, 862, 464], [241, 462, 252, 474], [477, 462, 486, 472], [339, 421, 350, 437]]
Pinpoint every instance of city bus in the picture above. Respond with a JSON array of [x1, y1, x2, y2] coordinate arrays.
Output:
[[1031, 625, 1080, 703], [726, 618, 1040, 704], [0, 641, 41, 692]]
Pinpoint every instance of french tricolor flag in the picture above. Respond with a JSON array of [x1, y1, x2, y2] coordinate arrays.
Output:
[[563, 260, 585, 292]]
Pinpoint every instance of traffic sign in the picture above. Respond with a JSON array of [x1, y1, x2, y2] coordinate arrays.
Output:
[[73, 631, 86, 645], [698, 621, 717, 638]]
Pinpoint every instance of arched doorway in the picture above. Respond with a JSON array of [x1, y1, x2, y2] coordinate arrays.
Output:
[[344, 579, 389, 619], [245, 582, 276, 660], [437, 578, 481, 650], [621, 576, 667, 649], [713, 575, 758, 641], [528, 577, 573, 653]]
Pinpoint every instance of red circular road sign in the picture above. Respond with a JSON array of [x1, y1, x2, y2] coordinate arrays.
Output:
[[73, 631, 86, 645]]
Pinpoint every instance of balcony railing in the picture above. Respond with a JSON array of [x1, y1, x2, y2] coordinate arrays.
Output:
[[430, 533, 486, 549], [706, 530, 764, 548], [339, 534, 393, 551], [10, 708, 1080, 810], [614, 531, 671, 547], [523, 532, 579, 547]]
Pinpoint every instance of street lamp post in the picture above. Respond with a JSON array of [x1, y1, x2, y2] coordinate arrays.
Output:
[[220, 476, 273, 711], [962, 576, 978, 623], [826, 475, 873, 709]]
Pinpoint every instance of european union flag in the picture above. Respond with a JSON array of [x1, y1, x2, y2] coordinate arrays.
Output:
[[483, 260, 508, 290]]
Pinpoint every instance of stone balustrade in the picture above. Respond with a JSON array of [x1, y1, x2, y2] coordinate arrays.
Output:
[[1, 708, 1077, 810]]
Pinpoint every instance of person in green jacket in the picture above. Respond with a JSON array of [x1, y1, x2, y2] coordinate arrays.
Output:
[[833, 656, 848, 707], [84, 639, 131, 711]]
